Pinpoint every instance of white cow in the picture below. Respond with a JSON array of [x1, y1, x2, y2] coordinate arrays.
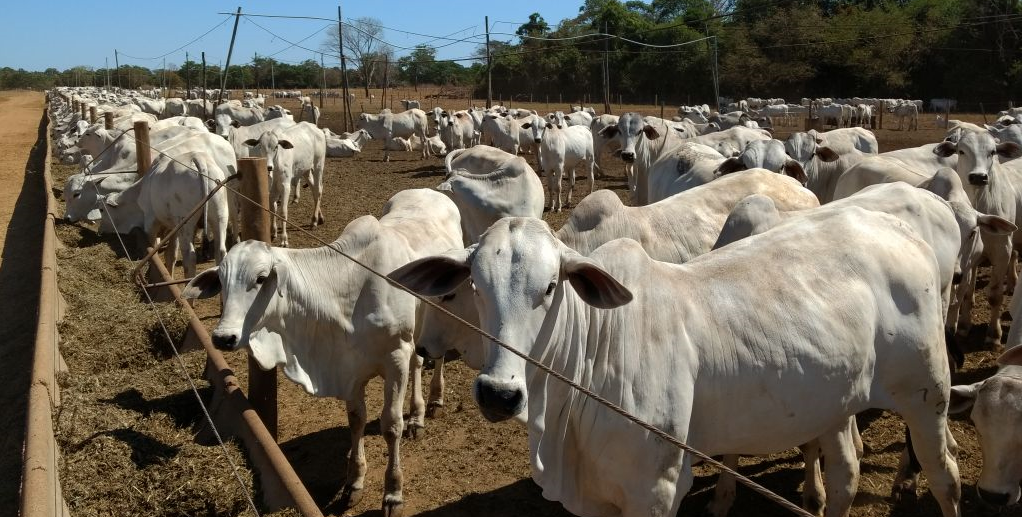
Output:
[[479, 113, 521, 157], [324, 128, 372, 158], [390, 210, 962, 517], [438, 110, 475, 151], [597, 112, 691, 205], [784, 130, 876, 203], [890, 102, 920, 131], [225, 117, 296, 159], [520, 114, 596, 212], [934, 132, 1022, 343], [400, 99, 420, 110], [440, 146, 545, 244], [357, 109, 430, 161], [213, 104, 267, 137], [100, 151, 231, 277], [687, 125, 773, 158], [184, 189, 463, 517], [243, 122, 327, 246], [385, 134, 446, 156], [63, 172, 138, 226], [297, 103, 321, 125]]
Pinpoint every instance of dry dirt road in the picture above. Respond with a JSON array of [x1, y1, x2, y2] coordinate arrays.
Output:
[[0, 89, 46, 515]]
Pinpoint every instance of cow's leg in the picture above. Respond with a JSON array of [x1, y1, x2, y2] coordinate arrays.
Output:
[[553, 166, 565, 212], [706, 455, 739, 517], [405, 352, 426, 439], [381, 351, 409, 517], [178, 222, 198, 279], [897, 409, 961, 517], [426, 356, 445, 418], [278, 180, 291, 247], [340, 387, 368, 509], [801, 440, 826, 516], [818, 420, 859, 517], [1007, 250, 1018, 295], [310, 165, 325, 227], [566, 164, 576, 208], [290, 175, 301, 204], [984, 237, 1011, 344], [955, 265, 978, 337], [587, 158, 596, 195]]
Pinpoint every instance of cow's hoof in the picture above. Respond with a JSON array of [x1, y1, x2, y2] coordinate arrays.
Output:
[[339, 485, 364, 508], [802, 494, 825, 517], [317, 214, 325, 225], [890, 480, 917, 503], [403, 422, 424, 439], [426, 402, 444, 419], [382, 495, 404, 517]]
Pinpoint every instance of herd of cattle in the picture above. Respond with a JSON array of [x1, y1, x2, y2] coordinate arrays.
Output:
[[48, 85, 1022, 517]]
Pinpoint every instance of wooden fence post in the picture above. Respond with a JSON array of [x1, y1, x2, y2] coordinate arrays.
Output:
[[104, 112, 114, 130], [237, 157, 277, 440], [80, 103, 87, 120], [133, 121, 151, 176], [89, 106, 97, 124]]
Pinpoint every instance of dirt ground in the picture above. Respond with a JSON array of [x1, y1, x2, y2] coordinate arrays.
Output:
[[0, 90, 46, 515], [44, 87, 1015, 517]]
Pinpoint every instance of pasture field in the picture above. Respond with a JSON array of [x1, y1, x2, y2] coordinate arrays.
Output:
[[45, 89, 1009, 517]]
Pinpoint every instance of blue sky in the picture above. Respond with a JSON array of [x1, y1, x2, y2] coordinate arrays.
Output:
[[3, 1, 584, 71]]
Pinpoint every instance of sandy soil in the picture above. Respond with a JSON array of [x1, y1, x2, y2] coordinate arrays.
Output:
[[0, 90, 46, 515], [44, 87, 1014, 517]]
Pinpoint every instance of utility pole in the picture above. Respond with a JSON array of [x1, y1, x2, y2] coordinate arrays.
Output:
[[485, 16, 492, 108], [603, 22, 611, 115], [219, 7, 242, 106], [202, 52, 208, 121], [115, 49, 121, 89], [339, 4, 354, 130], [254, 52, 259, 96], [320, 53, 326, 110], [105, 57, 110, 89], [162, 57, 166, 91], [186, 51, 191, 99], [270, 60, 275, 91], [711, 36, 720, 113]]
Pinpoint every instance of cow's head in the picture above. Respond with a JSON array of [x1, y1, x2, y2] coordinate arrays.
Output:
[[597, 112, 660, 163], [244, 130, 294, 174], [784, 132, 839, 176], [934, 131, 1022, 187], [949, 368, 1022, 507], [520, 114, 550, 144], [183, 241, 288, 369], [717, 139, 807, 184], [389, 218, 632, 423]]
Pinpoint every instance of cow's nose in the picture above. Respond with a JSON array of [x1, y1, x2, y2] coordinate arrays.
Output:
[[621, 152, 635, 163], [968, 173, 989, 185], [534, 138, 541, 143], [977, 487, 1010, 506], [475, 380, 524, 422], [212, 332, 238, 351]]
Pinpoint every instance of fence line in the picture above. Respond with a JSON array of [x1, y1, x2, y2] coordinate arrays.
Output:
[[21, 97, 72, 517]]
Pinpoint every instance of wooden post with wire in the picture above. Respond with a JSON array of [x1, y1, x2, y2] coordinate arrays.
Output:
[[80, 102, 87, 121], [103, 112, 114, 130], [339, 4, 354, 131], [237, 157, 277, 439], [485, 16, 492, 109], [89, 106, 97, 124], [134, 121, 151, 177]]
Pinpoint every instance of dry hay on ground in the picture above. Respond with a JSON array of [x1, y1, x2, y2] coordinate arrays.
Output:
[[49, 101, 1013, 516]]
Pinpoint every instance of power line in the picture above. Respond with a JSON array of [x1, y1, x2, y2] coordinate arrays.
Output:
[[118, 15, 233, 61]]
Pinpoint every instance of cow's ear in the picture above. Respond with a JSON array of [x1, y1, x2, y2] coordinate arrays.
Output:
[[562, 252, 632, 309], [641, 124, 660, 140], [782, 159, 808, 184], [243, 139, 260, 147], [933, 141, 956, 157], [278, 140, 294, 149], [388, 247, 473, 297], [270, 261, 288, 298], [182, 267, 222, 299], [815, 146, 840, 162], [521, 122, 532, 129], [715, 157, 746, 176], [996, 141, 1022, 160], [948, 382, 980, 414], [598, 125, 619, 138], [545, 123, 553, 129], [998, 344, 1022, 366], [978, 214, 1017, 236]]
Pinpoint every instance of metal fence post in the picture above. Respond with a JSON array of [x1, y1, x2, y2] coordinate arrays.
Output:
[[237, 157, 277, 439]]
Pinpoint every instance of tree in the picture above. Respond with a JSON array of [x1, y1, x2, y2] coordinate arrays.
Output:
[[516, 13, 550, 37], [323, 17, 388, 95]]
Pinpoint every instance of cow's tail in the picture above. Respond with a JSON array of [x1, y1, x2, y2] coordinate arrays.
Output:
[[194, 155, 212, 254], [444, 148, 469, 177]]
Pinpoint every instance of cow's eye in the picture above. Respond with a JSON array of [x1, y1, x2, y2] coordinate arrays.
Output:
[[959, 150, 964, 155], [545, 282, 556, 296], [72, 192, 81, 198], [255, 275, 267, 285]]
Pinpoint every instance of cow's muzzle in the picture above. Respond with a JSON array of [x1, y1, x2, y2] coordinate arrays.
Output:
[[212, 331, 239, 351], [977, 487, 1010, 506], [621, 151, 635, 163], [968, 173, 989, 186], [534, 138, 541, 144], [474, 376, 525, 423]]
